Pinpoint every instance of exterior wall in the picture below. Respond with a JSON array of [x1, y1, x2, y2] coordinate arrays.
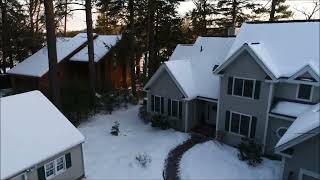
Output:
[[217, 50, 272, 147], [147, 70, 186, 130], [11, 144, 85, 180], [11, 76, 39, 94], [283, 135, 320, 180], [274, 82, 319, 103], [265, 116, 293, 156]]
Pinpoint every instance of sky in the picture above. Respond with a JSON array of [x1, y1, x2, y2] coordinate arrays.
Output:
[[66, 0, 320, 31]]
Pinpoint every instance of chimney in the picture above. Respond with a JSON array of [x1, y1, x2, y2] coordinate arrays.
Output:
[[228, 26, 235, 36]]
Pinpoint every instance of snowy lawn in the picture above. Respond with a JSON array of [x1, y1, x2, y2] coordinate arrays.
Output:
[[78, 105, 190, 179], [179, 141, 281, 180]]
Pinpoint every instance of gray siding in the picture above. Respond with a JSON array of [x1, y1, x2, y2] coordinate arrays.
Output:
[[265, 116, 293, 156], [274, 82, 319, 103], [217, 50, 271, 147], [283, 135, 320, 180], [11, 144, 85, 180]]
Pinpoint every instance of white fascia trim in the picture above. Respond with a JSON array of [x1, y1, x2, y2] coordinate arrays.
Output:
[[299, 168, 320, 180], [269, 113, 296, 122]]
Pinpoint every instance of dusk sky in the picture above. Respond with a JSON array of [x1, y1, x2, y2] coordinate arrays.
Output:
[[66, 0, 319, 31]]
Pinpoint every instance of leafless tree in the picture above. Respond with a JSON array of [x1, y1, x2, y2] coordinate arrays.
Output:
[[294, 0, 320, 20]]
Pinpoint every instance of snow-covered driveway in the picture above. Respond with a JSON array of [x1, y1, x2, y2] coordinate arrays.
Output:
[[78, 105, 189, 179], [179, 141, 281, 179]]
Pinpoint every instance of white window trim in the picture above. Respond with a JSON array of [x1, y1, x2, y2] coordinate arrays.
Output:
[[231, 77, 257, 100], [55, 156, 66, 175], [298, 168, 320, 180], [44, 161, 55, 180], [44, 155, 67, 180], [168, 99, 181, 119], [228, 111, 253, 138], [153, 95, 163, 114], [296, 84, 313, 102], [276, 127, 288, 138]]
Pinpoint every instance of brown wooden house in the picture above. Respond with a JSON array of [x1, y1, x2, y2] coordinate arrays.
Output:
[[7, 33, 130, 97]]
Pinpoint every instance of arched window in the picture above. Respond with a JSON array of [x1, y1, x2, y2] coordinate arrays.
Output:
[[276, 127, 288, 138]]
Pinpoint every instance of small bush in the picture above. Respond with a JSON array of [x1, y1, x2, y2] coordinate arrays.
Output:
[[238, 138, 263, 167], [111, 121, 120, 136], [135, 152, 152, 168], [150, 115, 170, 130]]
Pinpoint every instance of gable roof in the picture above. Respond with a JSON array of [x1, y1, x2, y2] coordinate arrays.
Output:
[[0, 91, 85, 179], [7, 34, 89, 77], [275, 103, 320, 152], [169, 44, 194, 61], [214, 22, 320, 79], [145, 36, 235, 100], [70, 35, 122, 62]]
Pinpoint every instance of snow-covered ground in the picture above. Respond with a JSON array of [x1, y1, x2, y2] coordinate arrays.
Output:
[[78, 105, 190, 179], [179, 141, 281, 180]]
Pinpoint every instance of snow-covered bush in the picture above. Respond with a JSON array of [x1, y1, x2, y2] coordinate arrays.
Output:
[[135, 152, 152, 168], [151, 115, 170, 130], [139, 106, 152, 123], [238, 138, 263, 167], [111, 121, 120, 136]]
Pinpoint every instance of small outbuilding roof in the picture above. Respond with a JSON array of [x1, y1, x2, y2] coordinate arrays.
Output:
[[7, 34, 89, 77], [275, 103, 320, 151], [215, 21, 320, 79], [70, 35, 121, 62], [0, 91, 85, 179]]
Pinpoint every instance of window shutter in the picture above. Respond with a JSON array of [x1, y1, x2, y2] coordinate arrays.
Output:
[[179, 101, 182, 119], [225, 111, 230, 131], [168, 99, 171, 116], [65, 153, 72, 169], [151, 95, 154, 111], [254, 81, 261, 99], [250, 117, 257, 138], [161, 97, 164, 114], [227, 77, 233, 95], [37, 166, 46, 180]]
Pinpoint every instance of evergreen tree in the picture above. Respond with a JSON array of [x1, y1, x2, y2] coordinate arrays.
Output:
[[269, 0, 293, 21]]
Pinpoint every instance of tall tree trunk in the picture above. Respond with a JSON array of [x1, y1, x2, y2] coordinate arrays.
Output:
[[1, 0, 7, 73], [202, 0, 207, 36], [128, 0, 136, 96], [64, 0, 68, 36], [147, 0, 156, 79], [85, 0, 96, 102], [232, 0, 237, 27], [270, 0, 277, 21], [44, 0, 61, 108]]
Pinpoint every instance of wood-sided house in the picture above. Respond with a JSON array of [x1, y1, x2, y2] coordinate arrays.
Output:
[[7, 33, 130, 97]]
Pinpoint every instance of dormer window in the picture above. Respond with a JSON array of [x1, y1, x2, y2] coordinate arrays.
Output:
[[297, 84, 313, 101]]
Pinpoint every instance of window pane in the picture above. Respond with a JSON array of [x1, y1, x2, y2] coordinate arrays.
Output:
[[179, 101, 182, 119], [155, 96, 160, 113], [161, 97, 164, 114], [151, 95, 154, 111], [240, 115, 250, 136], [227, 77, 234, 94], [243, 80, 254, 98], [45, 162, 55, 177], [231, 113, 240, 133], [168, 99, 171, 116], [233, 78, 243, 96], [298, 84, 312, 100], [225, 111, 230, 131], [172, 100, 178, 117], [56, 157, 65, 172]]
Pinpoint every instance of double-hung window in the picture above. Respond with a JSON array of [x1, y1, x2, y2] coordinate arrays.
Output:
[[297, 84, 313, 101], [44, 156, 66, 179], [228, 77, 261, 99], [151, 95, 164, 114], [225, 111, 257, 138], [168, 99, 182, 119]]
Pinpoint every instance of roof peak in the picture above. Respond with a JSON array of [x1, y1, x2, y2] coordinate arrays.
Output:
[[246, 19, 320, 24]]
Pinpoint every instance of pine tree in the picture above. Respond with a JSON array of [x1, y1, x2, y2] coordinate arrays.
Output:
[[269, 0, 293, 21]]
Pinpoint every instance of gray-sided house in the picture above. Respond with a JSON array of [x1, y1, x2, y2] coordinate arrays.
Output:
[[275, 104, 320, 180], [1, 91, 85, 180], [213, 21, 319, 156], [144, 36, 235, 133]]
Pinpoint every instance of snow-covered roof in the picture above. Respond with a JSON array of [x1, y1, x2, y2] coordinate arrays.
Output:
[[145, 36, 235, 99], [219, 21, 320, 79], [169, 44, 194, 61], [0, 91, 85, 179], [70, 35, 121, 62], [270, 101, 314, 118], [275, 103, 320, 149], [7, 34, 89, 77]]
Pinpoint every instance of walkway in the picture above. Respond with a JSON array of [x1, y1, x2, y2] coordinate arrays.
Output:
[[163, 133, 212, 180]]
